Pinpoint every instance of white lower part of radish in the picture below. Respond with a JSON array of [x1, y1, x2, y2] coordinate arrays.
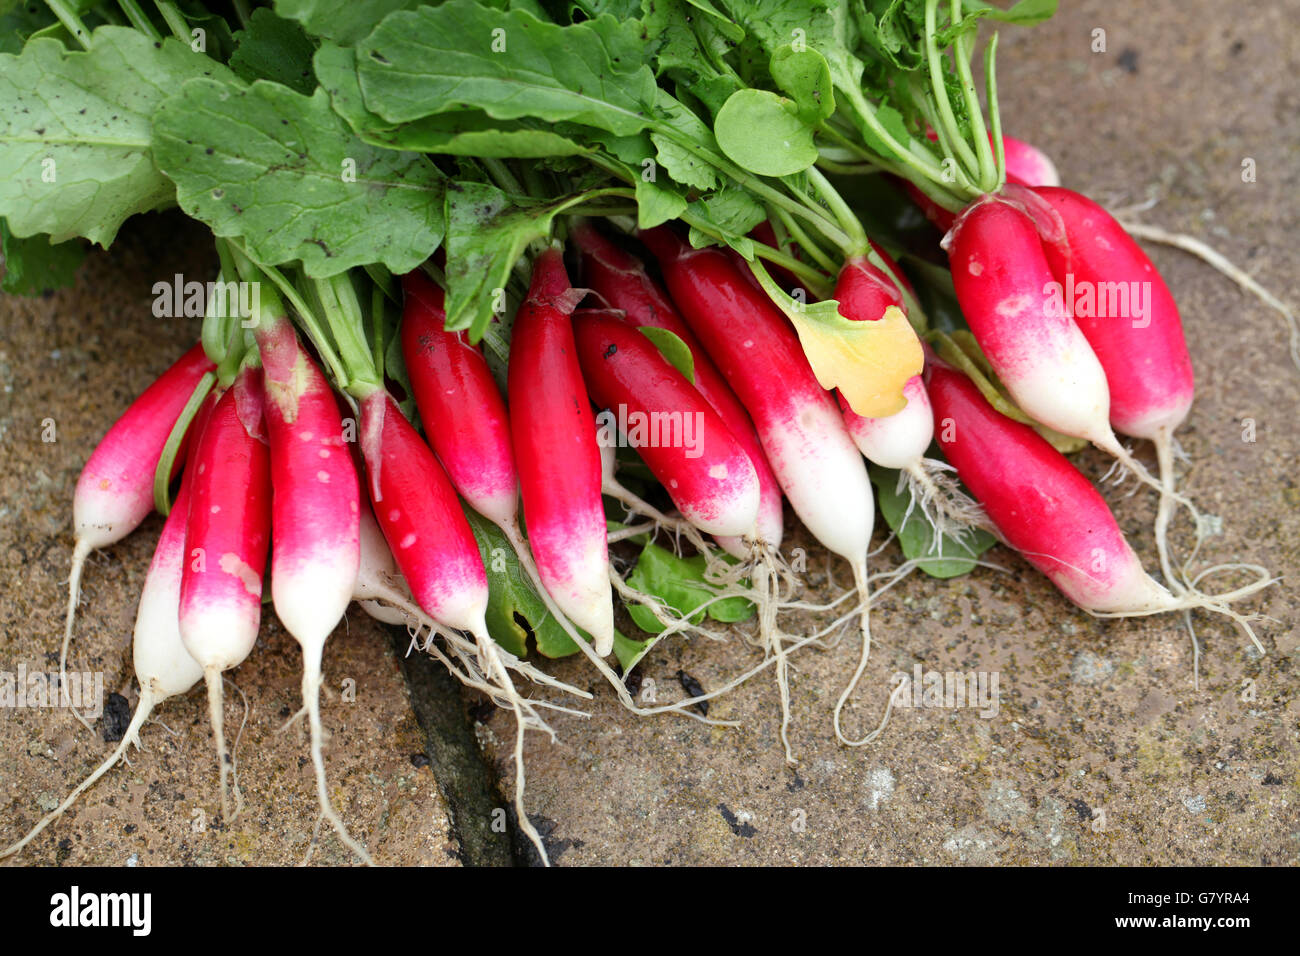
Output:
[[761, 397, 875, 566]]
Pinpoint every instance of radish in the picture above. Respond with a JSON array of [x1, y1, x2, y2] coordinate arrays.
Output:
[[358, 387, 488, 638], [574, 308, 760, 537], [1027, 184, 1198, 584], [507, 246, 616, 657], [179, 363, 272, 820], [1, 461, 205, 860], [572, 221, 784, 554], [63, 342, 214, 715], [395, 269, 730, 732], [832, 256, 984, 537], [252, 296, 368, 864], [400, 270, 518, 528], [639, 227, 873, 575], [640, 225, 876, 758], [927, 362, 1268, 639]]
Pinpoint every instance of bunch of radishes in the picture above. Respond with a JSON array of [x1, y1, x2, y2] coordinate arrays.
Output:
[[3, 0, 1286, 869]]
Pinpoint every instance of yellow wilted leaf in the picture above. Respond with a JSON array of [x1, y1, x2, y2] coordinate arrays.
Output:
[[789, 304, 923, 418], [743, 258, 924, 418]]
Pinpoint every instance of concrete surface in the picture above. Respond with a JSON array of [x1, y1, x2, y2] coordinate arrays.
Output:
[[1, 0, 1297, 866]]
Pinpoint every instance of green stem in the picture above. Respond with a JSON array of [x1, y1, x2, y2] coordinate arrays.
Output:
[[154, 0, 189, 42], [772, 206, 839, 275], [805, 165, 867, 254], [322, 273, 383, 395], [838, 83, 948, 187], [951, 0, 996, 191], [482, 158, 525, 196], [655, 125, 853, 251], [924, 0, 979, 180], [231, 0, 251, 29], [679, 210, 833, 298], [153, 370, 216, 515], [116, 0, 161, 40], [371, 284, 385, 381], [44, 0, 91, 48], [984, 32, 1006, 193]]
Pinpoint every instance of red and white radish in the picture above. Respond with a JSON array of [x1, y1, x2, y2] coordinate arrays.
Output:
[[179, 364, 272, 819], [928, 362, 1267, 640], [1028, 184, 1197, 583], [400, 271, 518, 529], [253, 303, 368, 864], [507, 247, 616, 657], [832, 256, 984, 536], [640, 225, 876, 757], [63, 343, 214, 708]]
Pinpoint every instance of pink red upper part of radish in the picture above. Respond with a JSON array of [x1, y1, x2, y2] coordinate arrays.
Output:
[[1029, 184, 1195, 439], [400, 270, 519, 527], [573, 308, 760, 538], [572, 222, 783, 550]]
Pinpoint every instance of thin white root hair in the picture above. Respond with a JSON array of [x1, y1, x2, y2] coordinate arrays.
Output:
[[502, 518, 745, 725], [474, 628, 550, 868], [1095, 435, 1204, 587], [608, 569, 729, 642], [295, 647, 375, 868], [1119, 219, 1300, 375], [606, 521, 658, 544], [61, 539, 97, 735], [0, 690, 155, 860], [225, 675, 250, 823], [602, 476, 712, 556], [901, 458, 992, 550], [203, 667, 239, 823], [836, 676, 908, 748]]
